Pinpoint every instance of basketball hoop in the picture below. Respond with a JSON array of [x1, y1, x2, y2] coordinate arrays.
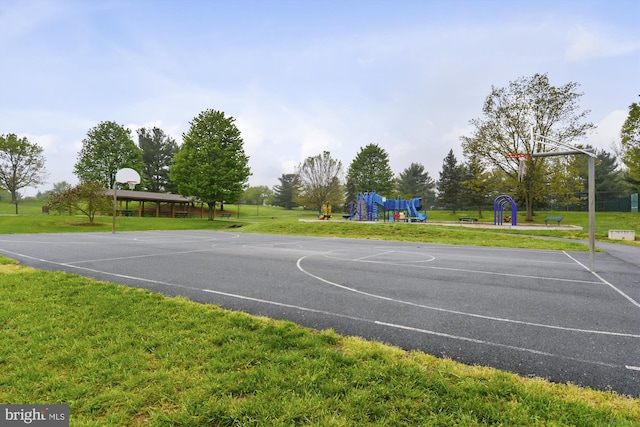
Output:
[[113, 168, 141, 234], [505, 153, 532, 160], [505, 153, 530, 182], [115, 168, 141, 188]]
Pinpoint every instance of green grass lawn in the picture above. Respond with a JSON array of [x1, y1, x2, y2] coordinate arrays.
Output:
[[1, 258, 638, 426], [1, 199, 639, 425]]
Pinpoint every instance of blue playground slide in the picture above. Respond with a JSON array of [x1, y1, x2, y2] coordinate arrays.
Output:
[[407, 197, 427, 222]]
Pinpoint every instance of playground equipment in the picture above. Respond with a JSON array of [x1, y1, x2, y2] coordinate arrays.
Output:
[[384, 196, 427, 222], [344, 191, 427, 222], [494, 195, 517, 226], [319, 203, 332, 220]]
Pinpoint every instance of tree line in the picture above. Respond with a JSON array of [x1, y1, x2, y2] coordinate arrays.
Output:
[[2, 73, 639, 219]]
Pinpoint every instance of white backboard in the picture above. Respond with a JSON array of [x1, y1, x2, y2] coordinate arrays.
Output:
[[115, 168, 141, 185]]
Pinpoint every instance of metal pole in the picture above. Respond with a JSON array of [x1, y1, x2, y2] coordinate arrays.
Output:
[[112, 182, 117, 234], [588, 155, 595, 272]]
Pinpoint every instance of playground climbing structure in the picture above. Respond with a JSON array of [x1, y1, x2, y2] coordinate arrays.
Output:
[[344, 191, 427, 222]]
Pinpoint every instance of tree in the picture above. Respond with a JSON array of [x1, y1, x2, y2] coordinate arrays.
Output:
[[343, 176, 357, 213], [396, 162, 436, 207], [619, 102, 640, 192], [460, 155, 490, 217], [48, 181, 112, 223], [138, 127, 179, 192], [296, 151, 343, 212], [547, 155, 584, 210], [243, 185, 273, 205], [436, 150, 464, 214], [461, 73, 594, 220], [170, 109, 251, 220], [272, 174, 300, 209], [346, 143, 395, 196], [0, 133, 48, 214], [74, 121, 143, 188]]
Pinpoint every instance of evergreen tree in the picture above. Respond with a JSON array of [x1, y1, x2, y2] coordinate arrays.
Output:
[[138, 127, 178, 192], [461, 155, 490, 217], [343, 176, 357, 213], [619, 102, 640, 192], [396, 163, 436, 207], [346, 143, 395, 196], [273, 173, 300, 209], [573, 148, 625, 209], [436, 150, 463, 214]]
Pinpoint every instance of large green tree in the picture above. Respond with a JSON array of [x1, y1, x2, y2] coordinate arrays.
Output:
[[0, 133, 48, 214], [619, 102, 640, 192], [272, 173, 300, 209], [138, 127, 179, 192], [461, 73, 594, 220], [460, 155, 490, 217], [396, 163, 436, 207], [74, 121, 143, 188], [436, 149, 464, 214], [170, 109, 250, 220], [346, 143, 395, 196], [296, 151, 343, 212]]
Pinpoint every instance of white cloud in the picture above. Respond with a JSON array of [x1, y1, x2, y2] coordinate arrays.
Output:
[[565, 24, 640, 62], [586, 109, 626, 151]]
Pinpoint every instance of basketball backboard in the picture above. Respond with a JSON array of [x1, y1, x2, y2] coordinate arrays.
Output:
[[115, 168, 140, 188]]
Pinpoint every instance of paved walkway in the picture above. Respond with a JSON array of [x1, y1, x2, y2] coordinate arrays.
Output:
[[596, 242, 640, 268]]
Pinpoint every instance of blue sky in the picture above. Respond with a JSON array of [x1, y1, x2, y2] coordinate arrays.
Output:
[[1, 0, 639, 196]]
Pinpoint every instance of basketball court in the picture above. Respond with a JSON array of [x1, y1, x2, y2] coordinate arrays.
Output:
[[1, 230, 638, 395]]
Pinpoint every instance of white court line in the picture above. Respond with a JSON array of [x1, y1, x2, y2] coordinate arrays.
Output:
[[373, 321, 620, 369], [296, 255, 640, 338], [64, 248, 221, 265], [1, 249, 636, 371], [563, 251, 640, 309], [321, 251, 602, 285], [370, 245, 578, 267]]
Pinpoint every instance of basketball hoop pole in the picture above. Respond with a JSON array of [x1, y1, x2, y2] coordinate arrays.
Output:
[[112, 168, 141, 234], [530, 128, 596, 272], [112, 180, 118, 234]]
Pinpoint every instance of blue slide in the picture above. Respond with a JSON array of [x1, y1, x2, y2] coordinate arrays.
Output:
[[407, 198, 427, 222]]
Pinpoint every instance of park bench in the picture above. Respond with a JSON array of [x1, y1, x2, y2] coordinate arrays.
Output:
[[459, 217, 477, 223], [219, 213, 232, 219], [175, 211, 188, 218], [544, 216, 563, 225]]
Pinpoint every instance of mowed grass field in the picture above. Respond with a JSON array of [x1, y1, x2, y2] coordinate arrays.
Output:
[[1, 198, 639, 425]]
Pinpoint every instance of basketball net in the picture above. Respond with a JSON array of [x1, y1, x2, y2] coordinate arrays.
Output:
[[518, 159, 526, 182], [126, 181, 137, 190], [506, 153, 530, 182]]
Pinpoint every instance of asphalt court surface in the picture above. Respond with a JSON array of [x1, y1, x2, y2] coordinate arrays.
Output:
[[1, 230, 639, 396]]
